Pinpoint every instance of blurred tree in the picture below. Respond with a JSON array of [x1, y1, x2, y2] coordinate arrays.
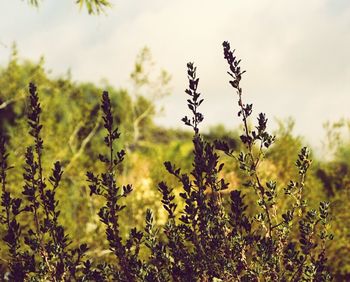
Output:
[[26, 0, 111, 14], [205, 124, 239, 151], [316, 119, 350, 279], [267, 118, 303, 180], [129, 47, 171, 147]]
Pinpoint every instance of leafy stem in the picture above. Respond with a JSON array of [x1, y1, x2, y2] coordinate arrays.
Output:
[[223, 41, 273, 238]]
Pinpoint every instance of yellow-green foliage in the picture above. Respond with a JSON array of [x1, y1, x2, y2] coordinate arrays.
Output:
[[0, 47, 349, 279]]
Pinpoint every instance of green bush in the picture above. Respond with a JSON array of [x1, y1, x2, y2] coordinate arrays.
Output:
[[0, 42, 333, 281]]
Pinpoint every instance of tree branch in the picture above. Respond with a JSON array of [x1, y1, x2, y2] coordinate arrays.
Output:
[[65, 116, 101, 173]]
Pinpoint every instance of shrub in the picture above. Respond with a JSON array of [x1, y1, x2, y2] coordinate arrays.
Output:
[[0, 42, 333, 281]]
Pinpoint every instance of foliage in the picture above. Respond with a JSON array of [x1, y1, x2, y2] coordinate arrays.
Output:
[[25, 0, 111, 14], [0, 41, 334, 281], [315, 120, 350, 280], [1, 83, 88, 280], [0, 45, 172, 250]]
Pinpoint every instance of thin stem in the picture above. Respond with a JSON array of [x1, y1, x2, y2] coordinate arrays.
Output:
[[236, 84, 273, 238]]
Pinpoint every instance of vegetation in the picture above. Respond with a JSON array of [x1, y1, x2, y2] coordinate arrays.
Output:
[[26, 0, 111, 14], [0, 41, 348, 280]]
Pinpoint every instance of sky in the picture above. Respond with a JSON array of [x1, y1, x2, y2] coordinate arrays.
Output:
[[1, 0, 350, 151]]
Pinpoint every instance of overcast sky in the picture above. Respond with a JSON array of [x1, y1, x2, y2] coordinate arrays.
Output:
[[1, 0, 350, 151]]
